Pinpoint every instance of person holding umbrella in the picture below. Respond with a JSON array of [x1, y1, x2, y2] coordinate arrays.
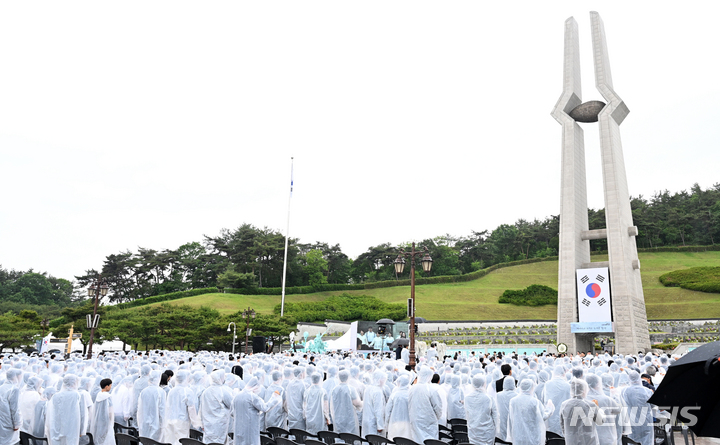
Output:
[[648, 341, 720, 439]]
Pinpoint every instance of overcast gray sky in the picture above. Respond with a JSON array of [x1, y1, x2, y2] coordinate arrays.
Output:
[[1, 1, 719, 281]]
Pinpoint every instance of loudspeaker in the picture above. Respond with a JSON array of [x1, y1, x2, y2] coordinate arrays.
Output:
[[252, 336, 266, 354]]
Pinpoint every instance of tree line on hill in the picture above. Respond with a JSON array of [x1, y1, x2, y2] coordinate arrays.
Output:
[[2, 182, 719, 306], [0, 302, 298, 354], [0, 268, 76, 316], [0, 294, 402, 353]]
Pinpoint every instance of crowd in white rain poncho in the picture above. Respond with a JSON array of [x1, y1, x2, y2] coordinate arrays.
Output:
[[0, 348, 675, 445]]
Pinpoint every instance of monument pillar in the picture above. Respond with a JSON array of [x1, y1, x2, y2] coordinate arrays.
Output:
[[552, 12, 651, 355]]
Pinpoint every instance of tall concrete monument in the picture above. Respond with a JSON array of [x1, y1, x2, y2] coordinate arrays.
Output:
[[552, 12, 651, 355]]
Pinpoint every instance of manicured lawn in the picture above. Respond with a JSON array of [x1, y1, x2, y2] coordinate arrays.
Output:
[[139, 251, 720, 320]]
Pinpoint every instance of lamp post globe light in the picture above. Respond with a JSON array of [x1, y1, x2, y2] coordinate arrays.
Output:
[[86, 277, 109, 360], [394, 242, 432, 370], [242, 307, 256, 355], [227, 322, 237, 355]]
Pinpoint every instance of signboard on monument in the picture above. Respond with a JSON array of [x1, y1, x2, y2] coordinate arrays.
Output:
[[575, 267, 612, 323]]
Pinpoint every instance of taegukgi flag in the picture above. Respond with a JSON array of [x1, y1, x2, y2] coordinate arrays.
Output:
[[576, 267, 612, 322], [39, 334, 51, 354]]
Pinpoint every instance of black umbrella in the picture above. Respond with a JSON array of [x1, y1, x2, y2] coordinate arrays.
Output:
[[389, 338, 410, 348], [648, 341, 720, 438]]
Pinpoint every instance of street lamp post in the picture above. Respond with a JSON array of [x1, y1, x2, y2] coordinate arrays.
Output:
[[86, 277, 109, 360], [242, 307, 256, 355], [394, 242, 432, 370], [227, 322, 237, 356]]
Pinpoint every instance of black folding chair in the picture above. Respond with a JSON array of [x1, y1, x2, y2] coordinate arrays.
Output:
[[546, 431, 562, 441], [290, 429, 317, 444], [139, 437, 172, 445], [366, 434, 394, 445], [276, 437, 301, 445], [115, 423, 140, 437], [268, 427, 292, 439], [667, 426, 695, 445], [448, 419, 467, 426], [438, 432, 453, 442], [19, 431, 49, 445], [621, 437, 640, 445], [318, 431, 340, 445], [393, 437, 421, 445], [115, 433, 141, 445], [339, 433, 365, 445], [450, 425, 467, 434], [424, 439, 446, 445], [547, 438, 566, 445], [189, 428, 204, 441], [180, 439, 204, 445], [306, 439, 326, 445], [262, 435, 278, 445], [494, 439, 511, 445], [453, 432, 468, 444]]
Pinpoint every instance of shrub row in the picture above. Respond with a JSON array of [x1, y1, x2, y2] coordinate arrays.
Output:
[[638, 245, 720, 253], [588, 245, 720, 256], [659, 266, 720, 294], [113, 257, 561, 310], [112, 287, 220, 310], [364, 256, 559, 289], [224, 284, 364, 295], [498, 284, 559, 306], [111, 245, 719, 311], [274, 294, 406, 323]]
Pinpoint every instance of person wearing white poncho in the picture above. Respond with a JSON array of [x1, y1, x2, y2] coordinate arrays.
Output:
[[264, 371, 286, 430], [586, 374, 627, 445], [33, 387, 56, 439], [78, 377, 94, 445], [164, 370, 202, 445], [446, 375, 465, 421], [384, 374, 411, 441], [19, 375, 43, 434], [362, 370, 387, 437], [560, 379, 604, 445], [137, 370, 166, 442], [507, 379, 553, 445], [496, 377, 517, 442], [89, 379, 115, 445], [285, 367, 307, 430], [112, 376, 134, 425], [408, 367, 442, 444], [329, 370, 363, 435], [464, 375, 498, 445], [131, 365, 152, 427], [621, 371, 655, 445], [200, 370, 233, 445], [233, 377, 282, 445], [542, 366, 571, 437], [46, 374, 87, 445], [303, 372, 330, 435], [0, 369, 23, 445]]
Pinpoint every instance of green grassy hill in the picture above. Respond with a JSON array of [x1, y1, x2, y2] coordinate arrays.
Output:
[[139, 251, 720, 320]]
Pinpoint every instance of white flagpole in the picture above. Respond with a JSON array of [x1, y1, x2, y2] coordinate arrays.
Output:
[[280, 157, 293, 317]]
